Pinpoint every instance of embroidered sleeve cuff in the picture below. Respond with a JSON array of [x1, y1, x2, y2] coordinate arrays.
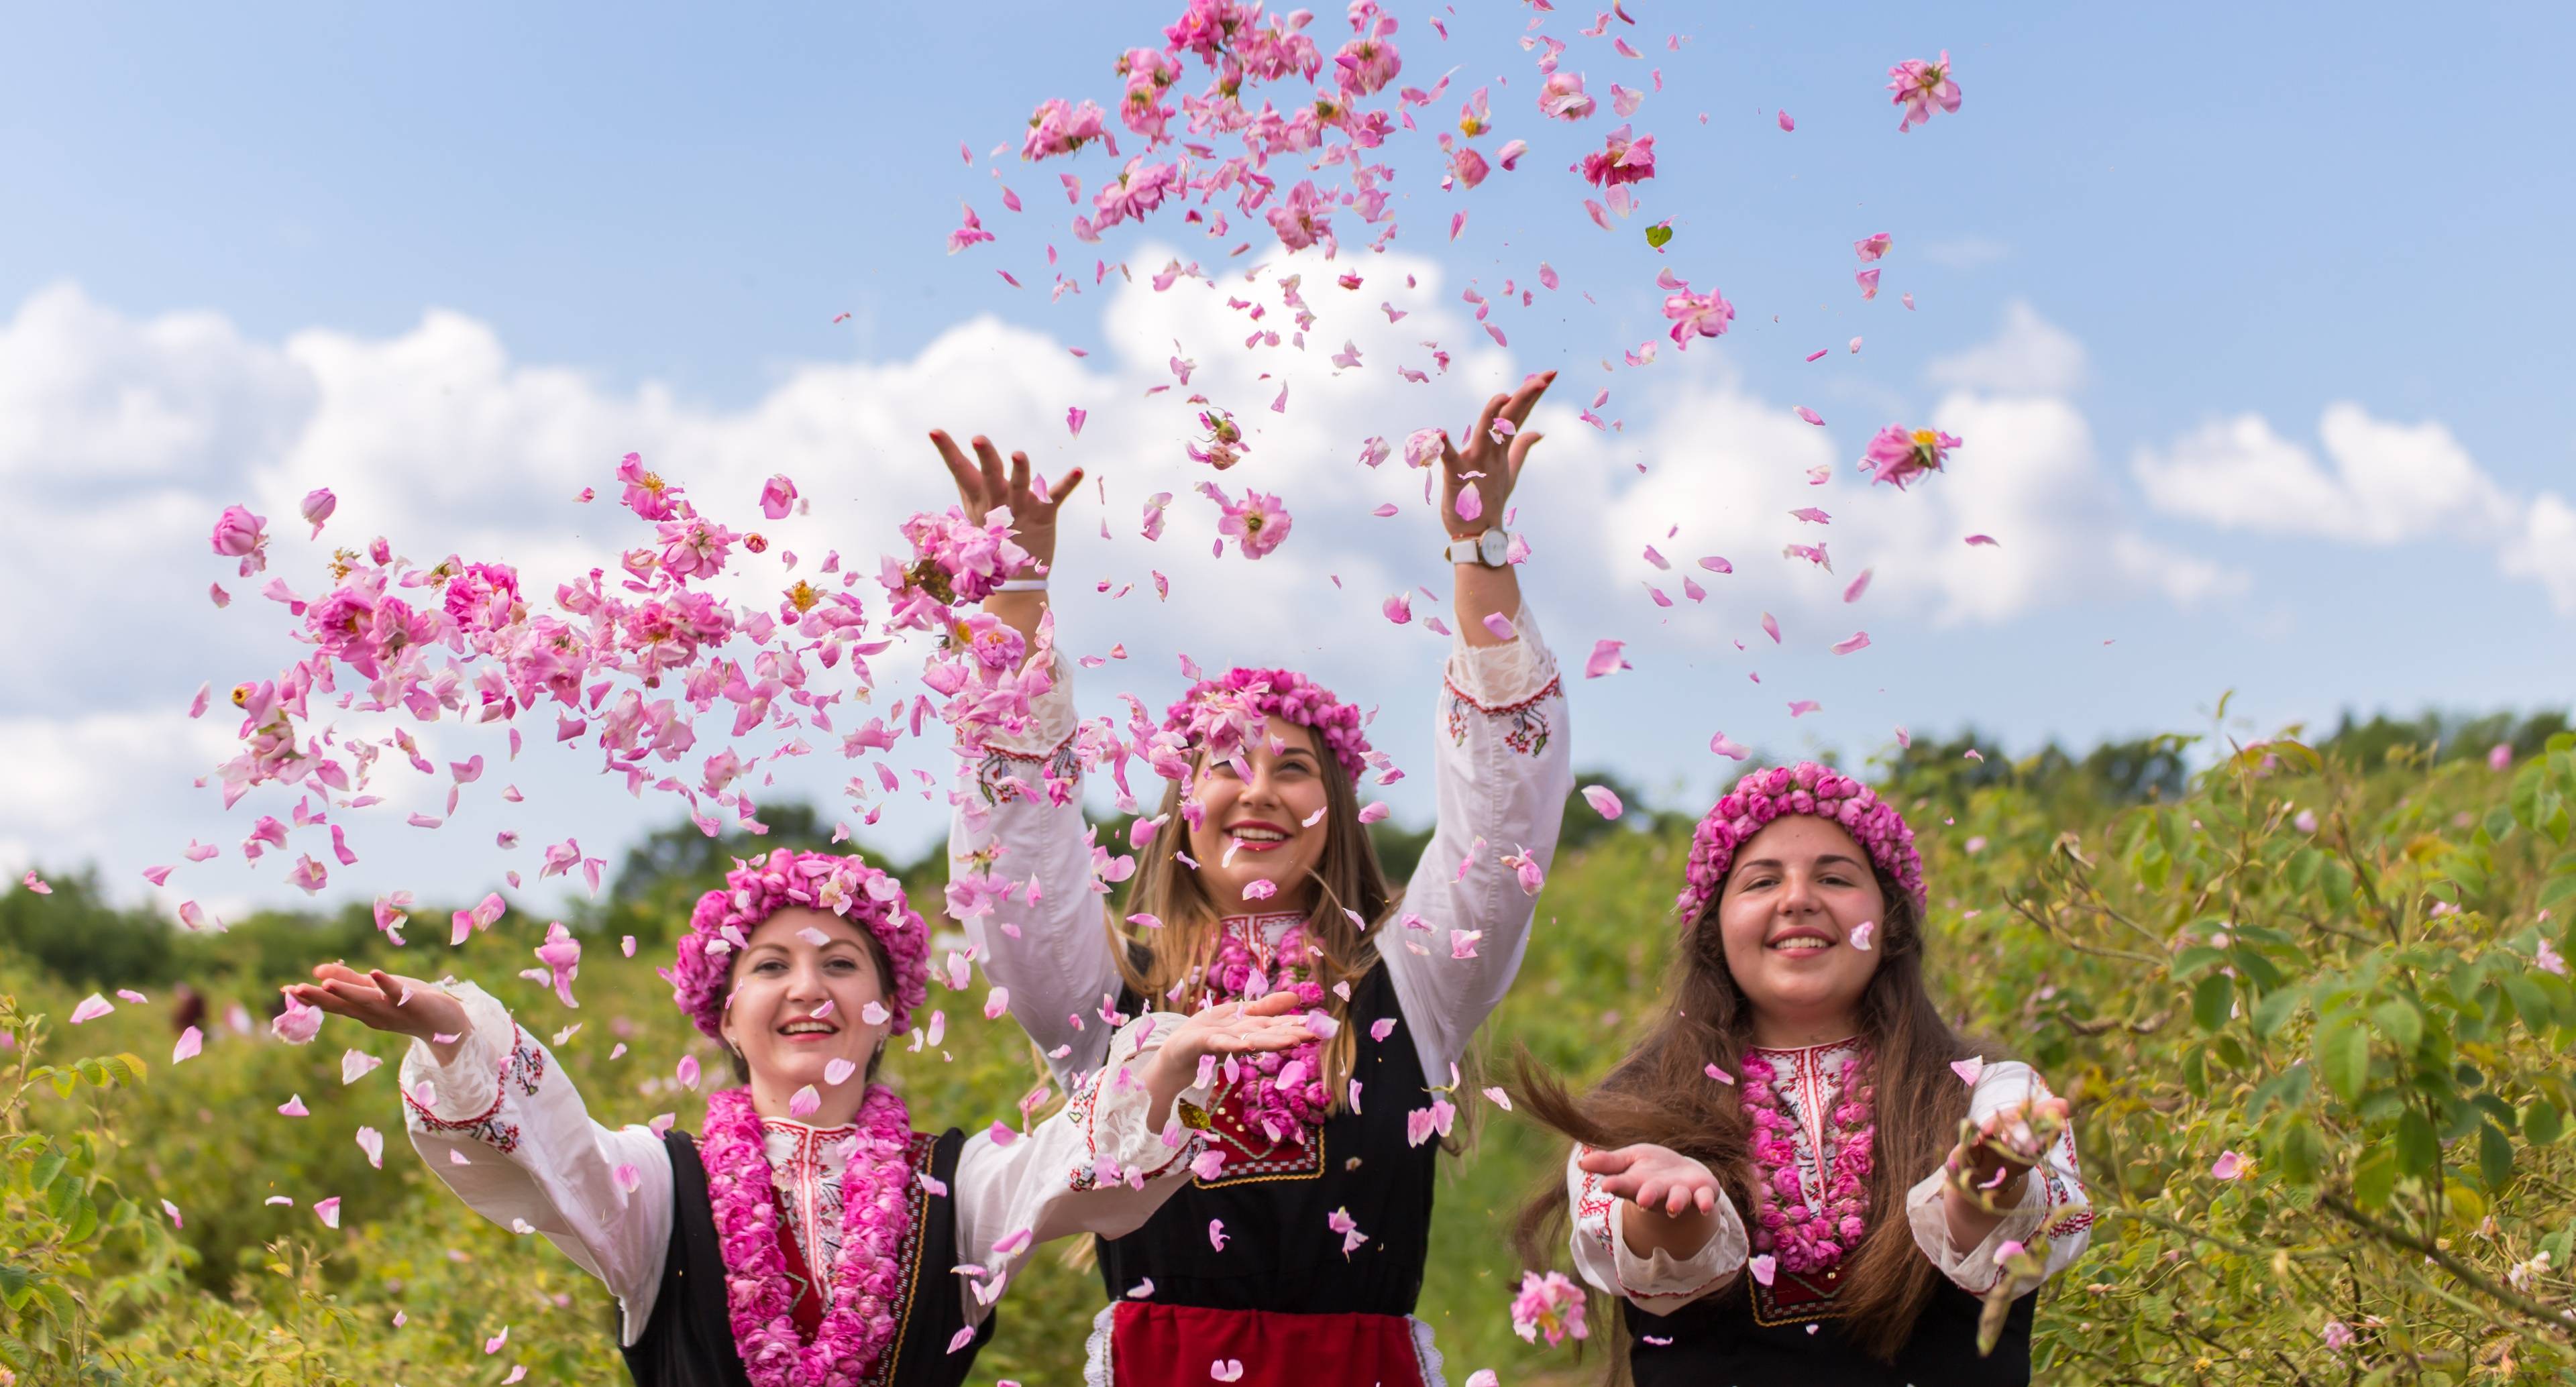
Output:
[[1904, 1164, 2048, 1294], [1072, 1012, 1205, 1186], [1609, 1179, 1747, 1300], [1444, 603, 1560, 709], [398, 983, 517, 1124]]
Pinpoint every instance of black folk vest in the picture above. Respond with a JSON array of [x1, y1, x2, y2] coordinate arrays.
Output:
[[1097, 962, 1439, 1315], [1623, 1272, 2037, 1387], [620, 1127, 995, 1387]]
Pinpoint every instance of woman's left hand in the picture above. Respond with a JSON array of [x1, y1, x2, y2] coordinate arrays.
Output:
[[1438, 370, 1555, 539], [1944, 1094, 2071, 1212], [1158, 990, 1317, 1071]]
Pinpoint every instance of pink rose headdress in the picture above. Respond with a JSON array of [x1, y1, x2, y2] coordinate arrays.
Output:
[[663, 848, 931, 1042], [1159, 667, 1375, 783], [1675, 761, 1924, 923]]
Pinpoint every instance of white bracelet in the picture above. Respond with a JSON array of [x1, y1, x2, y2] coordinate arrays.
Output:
[[994, 577, 1049, 592]]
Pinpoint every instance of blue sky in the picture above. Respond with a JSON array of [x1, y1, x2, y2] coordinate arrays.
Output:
[[3, 1, 2571, 914]]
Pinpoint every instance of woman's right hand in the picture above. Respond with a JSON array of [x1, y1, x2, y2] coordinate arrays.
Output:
[[286, 963, 469, 1048], [928, 430, 1085, 577], [1578, 1142, 1722, 1218]]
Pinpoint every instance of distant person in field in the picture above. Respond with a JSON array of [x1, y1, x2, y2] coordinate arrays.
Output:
[[932, 372, 1573, 1386], [284, 848, 1315, 1387], [1515, 762, 2093, 1386]]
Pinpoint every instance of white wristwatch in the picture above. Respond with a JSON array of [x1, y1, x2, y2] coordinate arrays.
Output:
[[1444, 529, 1512, 567]]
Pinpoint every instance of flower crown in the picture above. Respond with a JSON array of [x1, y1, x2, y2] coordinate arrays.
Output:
[[1159, 666, 1373, 783], [1675, 761, 1925, 923], [663, 848, 932, 1043]]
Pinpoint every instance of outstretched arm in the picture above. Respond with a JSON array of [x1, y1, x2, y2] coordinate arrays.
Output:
[[288, 966, 674, 1345], [1565, 1142, 1748, 1313]]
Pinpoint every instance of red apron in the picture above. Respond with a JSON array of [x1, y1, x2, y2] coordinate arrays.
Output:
[[1107, 1301, 1431, 1387]]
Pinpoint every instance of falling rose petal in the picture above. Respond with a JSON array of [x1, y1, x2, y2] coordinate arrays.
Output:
[[70, 993, 113, 1024], [1710, 732, 1751, 761], [486, 1327, 509, 1354], [1794, 406, 1823, 426], [1126, 1278, 1155, 1298], [1357, 801, 1391, 824], [1539, 262, 1559, 290], [162, 1198, 184, 1227], [614, 1162, 644, 1195], [1805, 348, 1828, 363], [1697, 555, 1732, 574], [1704, 1062, 1735, 1085], [789, 1085, 822, 1118], [861, 1000, 892, 1026], [1584, 639, 1629, 678], [1481, 1085, 1514, 1111], [1450, 211, 1467, 241], [1581, 785, 1623, 819], [1748, 1254, 1777, 1286], [1067, 406, 1087, 436], [984, 987, 1011, 1021], [357, 1125, 385, 1168], [1760, 613, 1781, 645], [1787, 700, 1822, 718], [313, 1196, 342, 1229], [1382, 594, 1413, 624], [1454, 487, 1483, 523], [1212, 1360, 1246, 1382], [1854, 232, 1892, 262], [1964, 534, 2000, 547], [1481, 612, 1516, 641], [825, 1057, 859, 1086], [341, 1048, 384, 1085], [1778, 109, 1794, 131], [1831, 631, 1872, 656], [1465, 1374, 1500, 1387], [677, 1054, 702, 1089], [278, 1094, 310, 1117], [1951, 1056, 1986, 1087], [1843, 569, 1874, 603], [1849, 921, 1876, 951]]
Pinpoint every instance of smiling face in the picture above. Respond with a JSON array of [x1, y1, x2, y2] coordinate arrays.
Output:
[[1713, 816, 1890, 1049], [1183, 715, 1333, 916], [717, 905, 894, 1126]]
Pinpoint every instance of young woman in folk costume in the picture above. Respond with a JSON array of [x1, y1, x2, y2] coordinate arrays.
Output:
[[929, 370, 1572, 1387], [1515, 763, 2094, 1387], [284, 848, 1317, 1387]]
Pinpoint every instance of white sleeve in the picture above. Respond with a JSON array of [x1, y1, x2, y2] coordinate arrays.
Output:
[[949, 655, 1124, 1089], [398, 981, 674, 1345], [948, 1011, 1212, 1323], [1902, 1061, 2096, 1294], [1379, 603, 1574, 1080], [1564, 1144, 1748, 1314]]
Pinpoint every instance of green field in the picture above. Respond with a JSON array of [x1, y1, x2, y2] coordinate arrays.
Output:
[[6, 712, 2573, 1385]]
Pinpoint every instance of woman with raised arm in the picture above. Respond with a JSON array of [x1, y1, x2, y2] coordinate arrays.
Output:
[[285, 848, 1315, 1387], [1511, 763, 2094, 1386], [934, 371, 1572, 1387]]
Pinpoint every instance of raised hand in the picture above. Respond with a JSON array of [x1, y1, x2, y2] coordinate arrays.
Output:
[[284, 963, 468, 1048], [928, 431, 1085, 576], [1438, 370, 1556, 540], [1161, 989, 1318, 1069], [1578, 1141, 1723, 1218], [1943, 1093, 2072, 1215]]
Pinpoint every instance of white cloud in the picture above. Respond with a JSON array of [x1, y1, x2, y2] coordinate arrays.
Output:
[[1924, 300, 2088, 396], [2131, 402, 2570, 612]]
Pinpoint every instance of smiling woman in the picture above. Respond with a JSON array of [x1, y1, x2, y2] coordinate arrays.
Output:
[[283, 847, 1318, 1387]]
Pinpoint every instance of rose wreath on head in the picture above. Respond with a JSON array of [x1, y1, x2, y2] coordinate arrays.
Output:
[[1159, 666, 1375, 783], [1673, 761, 1926, 924], [659, 846, 936, 1387], [663, 846, 932, 1042]]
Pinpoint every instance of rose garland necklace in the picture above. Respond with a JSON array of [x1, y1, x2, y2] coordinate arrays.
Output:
[[1199, 915, 1330, 1141], [1738, 1044, 1876, 1276], [700, 1083, 914, 1387]]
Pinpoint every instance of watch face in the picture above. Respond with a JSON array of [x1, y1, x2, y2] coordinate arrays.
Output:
[[1479, 529, 1509, 565]]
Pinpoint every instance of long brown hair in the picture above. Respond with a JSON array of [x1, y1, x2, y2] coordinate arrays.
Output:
[[1115, 726, 1393, 1111], [1513, 850, 1980, 1368]]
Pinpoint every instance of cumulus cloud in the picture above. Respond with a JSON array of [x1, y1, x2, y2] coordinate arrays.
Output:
[[1923, 300, 2088, 396], [2131, 402, 2570, 611]]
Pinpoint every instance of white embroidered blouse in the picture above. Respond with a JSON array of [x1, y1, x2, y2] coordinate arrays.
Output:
[[1566, 1039, 2095, 1315], [949, 604, 1574, 1089], [398, 981, 1214, 1347]]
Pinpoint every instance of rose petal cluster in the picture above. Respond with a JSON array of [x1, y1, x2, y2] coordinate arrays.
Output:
[[1675, 761, 1925, 923], [663, 848, 932, 1043], [1159, 665, 1375, 783]]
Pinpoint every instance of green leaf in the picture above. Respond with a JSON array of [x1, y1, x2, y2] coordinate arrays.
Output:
[[2353, 1142, 2399, 1209], [2277, 1113, 2325, 1186], [28, 1150, 64, 1193], [2526, 1101, 2565, 1146], [2171, 945, 2227, 981], [2371, 997, 2423, 1054], [63, 1195, 97, 1246], [2192, 973, 2234, 1032], [2317, 1019, 2370, 1105], [1643, 223, 1673, 248], [2396, 1108, 2438, 1180], [2499, 972, 2554, 1032], [2479, 1121, 2515, 1190], [2251, 985, 2306, 1038]]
